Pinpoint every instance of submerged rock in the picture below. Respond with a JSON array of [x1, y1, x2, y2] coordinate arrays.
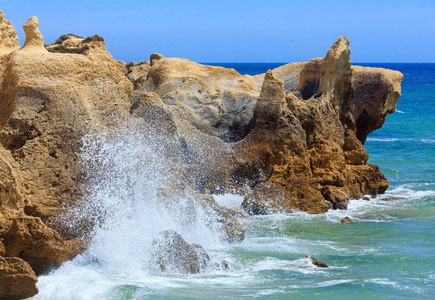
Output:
[[382, 197, 406, 201], [308, 256, 328, 268], [341, 216, 354, 223], [152, 230, 210, 274]]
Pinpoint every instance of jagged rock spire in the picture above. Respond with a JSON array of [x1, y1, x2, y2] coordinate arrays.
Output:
[[0, 9, 20, 55], [22, 16, 47, 52], [295, 36, 352, 106]]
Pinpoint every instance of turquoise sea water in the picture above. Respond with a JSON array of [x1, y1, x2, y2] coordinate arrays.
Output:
[[33, 63, 435, 299]]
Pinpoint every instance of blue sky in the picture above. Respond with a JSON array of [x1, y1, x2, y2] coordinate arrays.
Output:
[[2, 0, 434, 63]]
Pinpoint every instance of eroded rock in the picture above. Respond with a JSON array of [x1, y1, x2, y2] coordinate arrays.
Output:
[[2, 217, 77, 275], [126, 61, 151, 89], [352, 66, 403, 143], [142, 57, 259, 141], [21, 17, 47, 52], [0, 13, 403, 285], [0, 256, 38, 299], [0, 10, 19, 56], [150, 53, 165, 66]]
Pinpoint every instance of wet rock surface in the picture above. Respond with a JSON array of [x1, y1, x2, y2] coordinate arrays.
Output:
[[308, 256, 328, 268], [0, 256, 38, 299], [152, 230, 210, 274], [341, 217, 354, 223]]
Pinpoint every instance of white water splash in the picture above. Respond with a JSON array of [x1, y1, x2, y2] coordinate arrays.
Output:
[[34, 122, 230, 298]]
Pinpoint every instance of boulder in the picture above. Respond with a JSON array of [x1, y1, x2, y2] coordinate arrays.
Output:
[[222, 205, 249, 218], [152, 230, 210, 274], [341, 216, 354, 223], [0, 256, 38, 299], [308, 256, 328, 268], [126, 61, 151, 89], [382, 197, 405, 201]]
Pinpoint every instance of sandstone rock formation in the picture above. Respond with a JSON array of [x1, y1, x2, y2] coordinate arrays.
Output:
[[0, 10, 403, 297], [0, 10, 19, 132], [21, 17, 47, 53], [0, 12, 134, 285], [0, 10, 19, 56], [142, 57, 259, 142], [0, 256, 38, 299], [233, 37, 402, 214], [2, 216, 77, 275], [352, 66, 403, 143], [126, 61, 151, 89]]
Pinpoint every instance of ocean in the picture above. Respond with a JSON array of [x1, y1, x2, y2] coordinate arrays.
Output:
[[32, 63, 435, 299]]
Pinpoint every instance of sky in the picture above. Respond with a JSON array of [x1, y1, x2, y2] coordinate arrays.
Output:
[[1, 0, 434, 63]]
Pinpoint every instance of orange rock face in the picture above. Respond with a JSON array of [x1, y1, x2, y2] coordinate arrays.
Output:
[[234, 37, 402, 214], [0, 256, 38, 299]]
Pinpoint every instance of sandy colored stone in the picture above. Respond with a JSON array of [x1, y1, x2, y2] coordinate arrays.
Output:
[[142, 57, 260, 141], [21, 17, 47, 53], [138, 40, 401, 214], [352, 65, 403, 143], [0, 256, 38, 299], [2, 216, 77, 275], [0, 40, 133, 228], [222, 205, 249, 218], [248, 62, 306, 93], [126, 61, 151, 89], [0, 10, 19, 56]]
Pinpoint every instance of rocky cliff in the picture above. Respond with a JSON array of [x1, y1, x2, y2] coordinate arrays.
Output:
[[0, 10, 402, 299]]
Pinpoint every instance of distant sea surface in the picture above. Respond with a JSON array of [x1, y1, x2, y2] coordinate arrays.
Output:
[[33, 63, 435, 299]]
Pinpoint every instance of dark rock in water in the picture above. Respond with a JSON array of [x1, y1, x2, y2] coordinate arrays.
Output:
[[382, 197, 405, 201], [363, 196, 371, 201], [221, 260, 230, 271], [0, 256, 39, 299], [152, 230, 210, 274], [341, 216, 354, 223], [306, 256, 328, 268], [213, 259, 230, 271]]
